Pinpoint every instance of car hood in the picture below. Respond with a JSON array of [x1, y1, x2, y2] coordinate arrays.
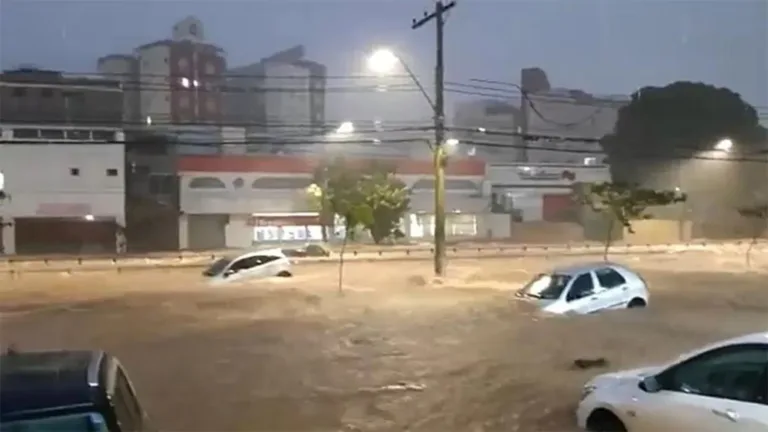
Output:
[[589, 365, 662, 388], [513, 291, 558, 310]]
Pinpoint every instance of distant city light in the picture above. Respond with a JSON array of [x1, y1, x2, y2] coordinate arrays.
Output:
[[445, 138, 459, 147], [84, 214, 95, 221], [0, 171, 4, 191]]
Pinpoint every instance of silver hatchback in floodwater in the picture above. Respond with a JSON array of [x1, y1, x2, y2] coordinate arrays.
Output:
[[515, 262, 649, 315]]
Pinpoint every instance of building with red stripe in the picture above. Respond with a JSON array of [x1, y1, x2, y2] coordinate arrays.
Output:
[[176, 154, 610, 249]]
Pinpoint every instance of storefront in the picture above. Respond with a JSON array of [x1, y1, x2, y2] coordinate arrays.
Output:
[[178, 154, 487, 248], [251, 212, 327, 243], [408, 212, 478, 238]]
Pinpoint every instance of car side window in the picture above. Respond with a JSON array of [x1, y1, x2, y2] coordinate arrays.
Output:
[[565, 273, 595, 302], [229, 255, 280, 273], [595, 268, 627, 289], [656, 343, 768, 404]]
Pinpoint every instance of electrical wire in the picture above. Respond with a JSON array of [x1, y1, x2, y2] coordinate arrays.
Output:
[[6, 133, 767, 165]]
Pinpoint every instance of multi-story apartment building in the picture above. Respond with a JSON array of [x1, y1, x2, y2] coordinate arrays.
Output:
[[523, 89, 626, 165], [517, 67, 627, 164], [97, 16, 229, 251], [224, 45, 326, 142], [0, 68, 123, 128], [452, 99, 522, 161]]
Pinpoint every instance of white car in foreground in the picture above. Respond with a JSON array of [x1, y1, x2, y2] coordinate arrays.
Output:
[[203, 248, 292, 285], [577, 332, 768, 431], [515, 262, 648, 315]]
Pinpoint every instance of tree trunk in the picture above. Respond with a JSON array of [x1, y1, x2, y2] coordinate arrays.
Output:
[[603, 216, 615, 261], [337, 219, 349, 296], [746, 236, 756, 268]]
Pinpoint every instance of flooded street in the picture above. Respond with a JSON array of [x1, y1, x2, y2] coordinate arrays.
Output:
[[2, 254, 767, 431]]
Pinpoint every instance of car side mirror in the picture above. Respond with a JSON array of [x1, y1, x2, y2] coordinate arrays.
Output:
[[639, 376, 661, 393], [224, 269, 236, 277]]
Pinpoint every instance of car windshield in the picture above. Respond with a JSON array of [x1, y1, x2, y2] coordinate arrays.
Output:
[[203, 258, 232, 277], [2, 412, 109, 432], [520, 273, 572, 300]]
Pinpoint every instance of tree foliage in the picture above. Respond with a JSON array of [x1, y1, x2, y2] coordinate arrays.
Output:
[[601, 81, 766, 183], [578, 182, 686, 258], [308, 157, 410, 244]]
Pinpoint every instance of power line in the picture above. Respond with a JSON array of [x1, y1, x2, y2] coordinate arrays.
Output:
[[6, 134, 767, 164], [44, 71, 420, 81]]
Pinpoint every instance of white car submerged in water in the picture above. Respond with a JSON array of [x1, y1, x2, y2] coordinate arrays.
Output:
[[515, 262, 649, 315], [203, 249, 293, 285], [577, 332, 768, 431]]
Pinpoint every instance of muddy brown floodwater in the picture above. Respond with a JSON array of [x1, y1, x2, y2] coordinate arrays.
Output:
[[1, 253, 767, 431]]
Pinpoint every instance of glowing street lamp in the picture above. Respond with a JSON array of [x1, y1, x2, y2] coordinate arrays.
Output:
[[367, 49, 401, 75], [336, 121, 355, 135], [714, 138, 733, 152]]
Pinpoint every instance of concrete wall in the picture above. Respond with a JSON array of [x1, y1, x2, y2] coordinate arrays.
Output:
[[623, 220, 692, 244]]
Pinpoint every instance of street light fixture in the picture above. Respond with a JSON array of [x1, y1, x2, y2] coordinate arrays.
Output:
[[367, 47, 448, 276], [336, 121, 355, 135], [715, 138, 733, 152], [367, 48, 435, 111]]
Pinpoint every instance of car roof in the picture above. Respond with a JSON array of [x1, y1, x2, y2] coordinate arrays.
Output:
[[0, 350, 106, 419], [550, 261, 628, 276], [235, 248, 287, 259], [673, 332, 768, 364]]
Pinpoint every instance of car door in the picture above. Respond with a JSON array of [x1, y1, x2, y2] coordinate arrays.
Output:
[[631, 343, 768, 432], [563, 272, 603, 314], [110, 365, 147, 432], [594, 267, 630, 309]]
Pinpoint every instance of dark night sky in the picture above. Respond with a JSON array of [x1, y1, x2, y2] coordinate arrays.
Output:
[[2, 0, 766, 123]]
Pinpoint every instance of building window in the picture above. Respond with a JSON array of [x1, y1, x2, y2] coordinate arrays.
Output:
[[92, 130, 115, 141], [106, 168, 119, 177], [12, 128, 39, 139], [189, 177, 226, 189], [164, 57, 169, 64], [40, 129, 65, 140], [66, 130, 91, 140], [12, 88, 26, 97], [70, 168, 80, 176]]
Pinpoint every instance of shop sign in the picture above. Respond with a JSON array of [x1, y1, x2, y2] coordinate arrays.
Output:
[[518, 168, 576, 182], [36, 203, 92, 217]]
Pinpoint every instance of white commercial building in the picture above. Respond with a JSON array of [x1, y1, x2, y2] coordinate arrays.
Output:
[[0, 135, 125, 254], [176, 154, 487, 249], [173, 153, 616, 248]]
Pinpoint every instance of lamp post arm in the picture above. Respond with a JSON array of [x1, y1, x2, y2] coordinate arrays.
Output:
[[397, 58, 436, 112]]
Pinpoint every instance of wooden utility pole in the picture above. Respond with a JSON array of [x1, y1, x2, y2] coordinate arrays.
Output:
[[412, 0, 456, 276]]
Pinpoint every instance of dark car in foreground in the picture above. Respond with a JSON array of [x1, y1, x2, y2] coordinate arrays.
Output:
[[0, 349, 151, 431]]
